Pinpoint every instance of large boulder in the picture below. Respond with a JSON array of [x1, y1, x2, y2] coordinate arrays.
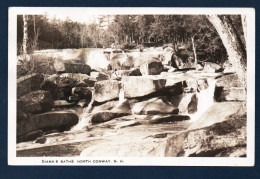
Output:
[[109, 53, 130, 71], [58, 73, 97, 87], [140, 59, 164, 75], [17, 130, 43, 143], [90, 71, 109, 81], [41, 80, 58, 94], [93, 80, 120, 102], [165, 115, 246, 157], [91, 112, 129, 124], [121, 76, 166, 98], [216, 73, 242, 88], [17, 111, 79, 136], [17, 90, 53, 114], [113, 68, 142, 78], [131, 97, 179, 115], [72, 87, 92, 100], [149, 114, 190, 124], [54, 61, 91, 74], [217, 87, 246, 101], [17, 73, 44, 97]]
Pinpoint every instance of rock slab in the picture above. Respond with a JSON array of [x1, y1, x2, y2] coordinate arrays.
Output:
[[94, 80, 120, 102], [17, 111, 79, 136], [140, 59, 164, 75], [17, 73, 44, 97], [122, 76, 166, 98], [18, 90, 53, 114], [54, 61, 91, 74]]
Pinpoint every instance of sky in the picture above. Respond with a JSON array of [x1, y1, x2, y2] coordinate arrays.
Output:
[[44, 9, 99, 24]]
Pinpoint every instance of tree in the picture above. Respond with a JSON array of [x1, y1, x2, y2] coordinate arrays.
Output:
[[207, 15, 247, 87], [22, 15, 28, 56]]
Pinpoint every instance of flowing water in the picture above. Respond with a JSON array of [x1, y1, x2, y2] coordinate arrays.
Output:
[[16, 48, 221, 157]]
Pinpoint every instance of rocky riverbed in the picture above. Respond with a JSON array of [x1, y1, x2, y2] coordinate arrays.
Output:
[[16, 47, 247, 157]]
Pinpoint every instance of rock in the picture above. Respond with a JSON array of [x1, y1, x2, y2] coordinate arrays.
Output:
[[77, 99, 89, 107], [91, 100, 118, 113], [149, 114, 190, 124], [111, 100, 132, 114], [54, 61, 91, 74], [68, 95, 80, 102], [197, 79, 209, 91], [34, 136, 47, 144], [165, 116, 246, 157], [17, 64, 29, 78], [121, 76, 166, 98], [58, 73, 97, 87], [140, 59, 164, 75], [109, 53, 129, 71], [223, 61, 234, 73], [90, 71, 109, 81], [17, 73, 44, 97], [184, 79, 208, 93], [17, 111, 79, 136], [203, 62, 222, 73], [216, 73, 242, 88], [17, 110, 32, 123], [132, 97, 179, 115], [188, 102, 244, 130], [114, 68, 142, 78], [168, 67, 177, 72], [18, 90, 53, 114], [196, 64, 203, 71], [17, 130, 43, 143], [164, 47, 173, 51], [91, 112, 129, 124], [72, 87, 92, 100], [41, 80, 59, 99], [43, 74, 59, 84], [121, 57, 135, 70], [93, 80, 120, 102], [218, 87, 246, 101], [184, 79, 197, 93]]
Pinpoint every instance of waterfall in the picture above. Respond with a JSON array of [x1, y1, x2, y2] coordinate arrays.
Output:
[[86, 49, 110, 70], [71, 90, 95, 131], [118, 88, 125, 104], [189, 78, 216, 121]]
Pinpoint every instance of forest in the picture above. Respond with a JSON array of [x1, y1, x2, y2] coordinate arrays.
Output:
[[17, 14, 245, 64]]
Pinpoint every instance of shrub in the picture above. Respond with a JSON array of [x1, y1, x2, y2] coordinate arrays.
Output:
[[17, 54, 57, 78], [117, 43, 137, 50]]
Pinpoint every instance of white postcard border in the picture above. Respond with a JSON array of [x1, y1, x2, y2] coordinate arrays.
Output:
[[8, 7, 255, 166]]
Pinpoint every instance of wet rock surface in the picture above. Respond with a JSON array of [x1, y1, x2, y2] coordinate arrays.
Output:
[[165, 114, 246, 157], [16, 48, 247, 158]]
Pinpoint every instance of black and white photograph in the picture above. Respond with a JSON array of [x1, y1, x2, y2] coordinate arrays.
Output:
[[8, 8, 255, 166]]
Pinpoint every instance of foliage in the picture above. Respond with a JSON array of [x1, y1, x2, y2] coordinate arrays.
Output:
[[17, 14, 245, 64], [17, 55, 57, 78]]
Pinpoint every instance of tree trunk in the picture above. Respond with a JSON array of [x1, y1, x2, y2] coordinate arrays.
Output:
[[191, 36, 197, 67], [206, 15, 247, 88], [241, 14, 247, 51], [23, 15, 28, 56]]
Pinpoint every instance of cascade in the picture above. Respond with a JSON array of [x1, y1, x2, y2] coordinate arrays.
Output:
[[189, 78, 216, 121]]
